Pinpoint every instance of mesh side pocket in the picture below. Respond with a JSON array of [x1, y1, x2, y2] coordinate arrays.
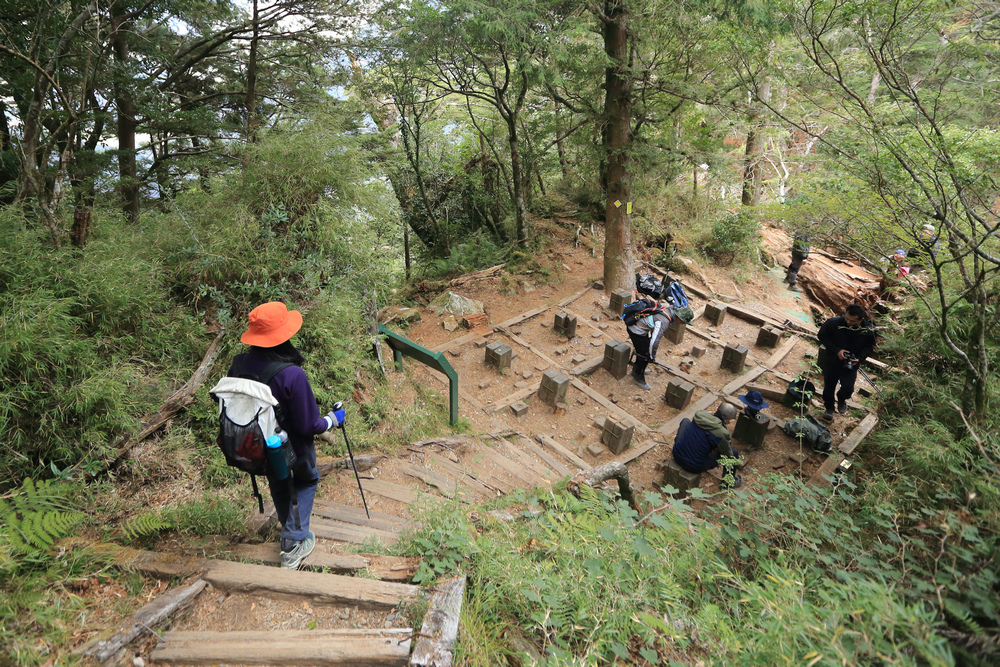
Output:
[[217, 401, 267, 474]]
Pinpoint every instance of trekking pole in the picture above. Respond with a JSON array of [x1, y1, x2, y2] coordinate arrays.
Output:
[[857, 367, 882, 396], [333, 401, 371, 519]]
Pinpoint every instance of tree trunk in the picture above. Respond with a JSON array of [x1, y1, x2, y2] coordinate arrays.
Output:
[[602, 0, 633, 293], [244, 0, 260, 151], [741, 77, 770, 207], [112, 5, 139, 222], [507, 116, 529, 246], [554, 100, 568, 180], [70, 205, 91, 248]]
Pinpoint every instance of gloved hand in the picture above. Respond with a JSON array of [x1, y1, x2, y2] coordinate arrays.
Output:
[[324, 402, 346, 431]]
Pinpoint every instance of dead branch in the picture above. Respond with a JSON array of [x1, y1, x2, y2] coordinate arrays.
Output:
[[567, 461, 639, 511]]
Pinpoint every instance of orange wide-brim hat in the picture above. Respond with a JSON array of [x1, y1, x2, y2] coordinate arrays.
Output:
[[240, 302, 303, 347]]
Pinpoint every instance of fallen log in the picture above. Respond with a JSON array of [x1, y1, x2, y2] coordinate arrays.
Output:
[[567, 462, 639, 511], [411, 575, 466, 667]]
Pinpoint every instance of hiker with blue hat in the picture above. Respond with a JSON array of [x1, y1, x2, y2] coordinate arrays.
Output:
[[738, 390, 769, 419]]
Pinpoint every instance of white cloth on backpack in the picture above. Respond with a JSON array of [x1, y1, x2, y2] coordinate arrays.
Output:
[[209, 377, 280, 438]]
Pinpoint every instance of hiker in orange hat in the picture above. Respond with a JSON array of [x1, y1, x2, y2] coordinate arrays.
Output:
[[228, 302, 344, 569]]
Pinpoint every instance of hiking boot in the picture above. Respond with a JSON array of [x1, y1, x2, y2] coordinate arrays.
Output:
[[821, 410, 835, 423], [812, 442, 833, 455], [632, 376, 651, 391], [838, 399, 849, 414], [280, 531, 315, 570]]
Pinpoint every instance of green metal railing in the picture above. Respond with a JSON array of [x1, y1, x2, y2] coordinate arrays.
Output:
[[378, 324, 459, 425]]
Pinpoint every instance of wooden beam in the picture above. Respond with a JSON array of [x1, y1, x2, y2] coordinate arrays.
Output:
[[362, 479, 420, 505], [516, 434, 573, 478], [765, 335, 800, 368], [535, 434, 588, 470], [474, 444, 549, 488], [77, 579, 207, 662], [569, 378, 650, 434], [411, 575, 466, 667], [310, 517, 401, 546], [397, 463, 459, 499], [421, 451, 502, 499], [200, 560, 421, 610], [311, 500, 417, 532], [720, 366, 768, 396], [610, 438, 662, 466], [570, 356, 604, 376], [557, 284, 595, 307], [490, 382, 541, 413], [489, 437, 560, 483], [809, 413, 879, 486], [230, 545, 418, 581], [657, 393, 719, 437], [152, 628, 413, 666]]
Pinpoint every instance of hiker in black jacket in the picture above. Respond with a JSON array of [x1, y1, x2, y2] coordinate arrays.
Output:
[[817, 304, 877, 422]]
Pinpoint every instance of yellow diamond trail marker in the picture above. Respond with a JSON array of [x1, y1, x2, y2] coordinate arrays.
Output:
[[614, 200, 622, 208]]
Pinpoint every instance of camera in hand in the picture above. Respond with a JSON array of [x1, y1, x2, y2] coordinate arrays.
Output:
[[843, 351, 858, 369]]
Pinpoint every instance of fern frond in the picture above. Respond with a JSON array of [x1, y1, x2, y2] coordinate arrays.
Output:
[[122, 513, 171, 541]]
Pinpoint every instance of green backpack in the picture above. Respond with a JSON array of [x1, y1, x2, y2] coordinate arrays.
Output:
[[783, 415, 833, 453]]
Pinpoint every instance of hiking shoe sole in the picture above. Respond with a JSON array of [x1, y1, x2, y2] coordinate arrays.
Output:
[[821, 411, 835, 422], [280, 530, 316, 570], [632, 377, 651, 391]]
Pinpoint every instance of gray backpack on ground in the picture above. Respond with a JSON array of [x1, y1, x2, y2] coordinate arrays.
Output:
[[783, 415, 833, 452]]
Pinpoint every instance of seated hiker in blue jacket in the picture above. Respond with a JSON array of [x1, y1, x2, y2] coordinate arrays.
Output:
[[672, 402, 743, 489]]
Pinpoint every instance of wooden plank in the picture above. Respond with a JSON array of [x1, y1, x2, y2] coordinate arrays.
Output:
[[610, 438, 662, 466], [496, 305, 552, 329], [474, 444, 547, 487], [720, 365, 768, 396], [765, 335, 800, 368], [230, 544, 417, 581], [153, 629, 412, 666], [500, 329, 564, 371], [78, 579, 207, 662], [397, 463, 459, 498], [744, 383, 788, 404], [838, 413, 879, 456], [490, 382, 540, 412], [570, 355, 604, 376], [535, 434, 588, 471], [201, 559, 422, 609], [411, 575, 466, 667], [312, 500, 417, 532], [491, 437, 559, 483], [809, 414, 879, 486], [422, 451, 501, 499], [724, 302, 783, 328], [425, 367, 486, 411], [363, 479, 420, 505], [311, 517, 400, 546], [557, 284, 595, 307], [431, 331, 482, 354], [569, 378, 650, 434], [516, 435, 573, 478]]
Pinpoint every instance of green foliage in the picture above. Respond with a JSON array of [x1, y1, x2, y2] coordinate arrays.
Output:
[[0, 478, 84, 572], [703, 209, 761, 264], [121, 513, 173, 543], [402, 499, 477, 585]]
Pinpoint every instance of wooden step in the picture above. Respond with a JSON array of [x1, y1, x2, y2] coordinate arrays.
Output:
[[311, 499, 417, 532], [492, 437, 558, 483], [397, 462, 461, 499], [534, 434, 588, 470], [362, 478, 420, 504], [517, 435, 572, 478], [230, 544, 417, 581], [311, 516, 401, 546], [151, 628, 412, 666], [422, 451, 501, 499], [200, 560, 421, 610], [475, 444, 547, 488]]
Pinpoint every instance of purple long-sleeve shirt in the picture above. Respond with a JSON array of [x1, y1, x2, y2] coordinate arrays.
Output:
[[228, 348, 328, 454]]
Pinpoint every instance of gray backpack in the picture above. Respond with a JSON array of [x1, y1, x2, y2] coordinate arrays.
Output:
[[783, 415, 833, 452]]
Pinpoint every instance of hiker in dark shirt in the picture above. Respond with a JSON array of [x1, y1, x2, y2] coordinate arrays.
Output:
[[672, 403, 743, 489], [625, 298, 673, 391], [785, 233, 810, 291], [817, 304, 877, 422], [230, 302, 344, 569]]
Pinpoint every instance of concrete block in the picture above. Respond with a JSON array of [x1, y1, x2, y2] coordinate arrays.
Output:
[[609, 289, 633, 315], [602, 339, 631, 380], [474, 338, 490, 348], [538, 369, 570, 407], [662, 460, 702, 493], [601, 418, 635, 455], [554, 311, 578, 338], [664, 378, 695, 410], [720, 342, 749, 373], [704, 302, 727, 327], [592, 416, 607, 430], [665, 318, 686, 344], [510, 401, 529, 417], [756, 326, 781, 348], [554, 402, 568, 416], [485, 341, 512, 370], [733, 412, 769, 449], [690, 346, 706, 358], [586, 442, 606, 457]]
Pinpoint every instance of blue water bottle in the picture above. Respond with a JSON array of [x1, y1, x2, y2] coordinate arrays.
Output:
[[266, 433, 289, 481]]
